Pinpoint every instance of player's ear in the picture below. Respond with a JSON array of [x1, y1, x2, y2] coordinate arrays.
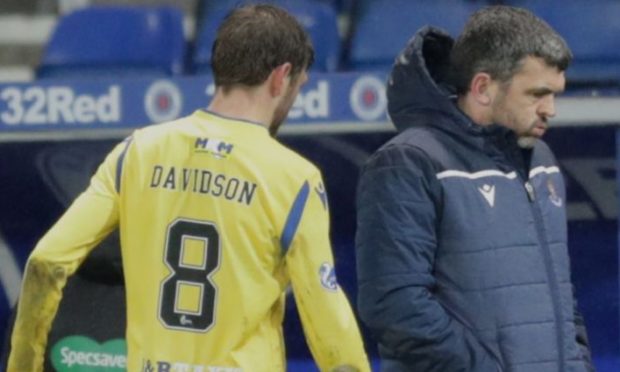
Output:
[[470, 72, 495, 106], [269, 62, 292, 97]]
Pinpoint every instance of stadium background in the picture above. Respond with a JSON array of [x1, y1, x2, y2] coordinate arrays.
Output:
[[0, 0, 619, 371]]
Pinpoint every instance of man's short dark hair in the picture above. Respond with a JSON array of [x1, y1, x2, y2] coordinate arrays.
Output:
[[451, 6, 572, 94], [211, 4, 314, 88]]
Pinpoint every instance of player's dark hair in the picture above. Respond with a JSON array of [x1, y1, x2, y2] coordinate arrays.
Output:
[[450, 6, 572, 94], [211, 4, 314, 88]]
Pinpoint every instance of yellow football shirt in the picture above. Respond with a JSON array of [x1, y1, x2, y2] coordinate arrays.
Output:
[[8, 110, 369, 372]]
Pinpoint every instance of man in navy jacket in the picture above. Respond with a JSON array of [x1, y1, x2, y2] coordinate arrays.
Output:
[[355, 6, 593, 372]]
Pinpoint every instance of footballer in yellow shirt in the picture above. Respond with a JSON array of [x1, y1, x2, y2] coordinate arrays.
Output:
[[8, 4, 369, 371], [8, 110, 369, 372]]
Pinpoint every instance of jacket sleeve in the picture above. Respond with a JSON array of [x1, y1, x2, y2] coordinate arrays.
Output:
[[285, 170, 370, 372], [7, 141, 126, 372], [355, 144, 498, 371]]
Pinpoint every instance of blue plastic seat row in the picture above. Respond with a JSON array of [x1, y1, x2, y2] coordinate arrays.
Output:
[[510, 0, 620, 84], [37, 1, 620, 84], [348, 0, 481, 72], [349, 0, 620, 84], [37, 2, 341, 79], [193, 0, 340, 74], [37, 6, 186, 79]]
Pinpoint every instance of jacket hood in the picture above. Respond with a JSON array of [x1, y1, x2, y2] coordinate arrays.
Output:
[[387, 27, 476, 133]]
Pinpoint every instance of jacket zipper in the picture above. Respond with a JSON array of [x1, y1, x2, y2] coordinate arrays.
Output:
[[501, 134, 565, 371], [523, 179, 565, 372]]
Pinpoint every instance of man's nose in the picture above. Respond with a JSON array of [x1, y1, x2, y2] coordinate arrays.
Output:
[[538, 95, 556, 118]]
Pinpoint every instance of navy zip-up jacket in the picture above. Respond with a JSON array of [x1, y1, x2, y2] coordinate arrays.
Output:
[[355, 27, 593, 372]]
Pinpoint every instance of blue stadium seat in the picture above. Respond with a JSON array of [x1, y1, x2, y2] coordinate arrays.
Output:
[[286, 1, 341, 72], [348, 0, 482, 72], [191, 8, 228, 75], [192, 0, 341, 74], [37, 6, 186, 79], [511, 0, 620, 84]]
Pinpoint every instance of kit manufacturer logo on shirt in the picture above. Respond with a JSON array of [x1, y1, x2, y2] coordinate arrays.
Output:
[[478, 184, 496, 207]]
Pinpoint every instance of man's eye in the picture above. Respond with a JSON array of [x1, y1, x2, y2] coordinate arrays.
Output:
[[532, 92, 550, 99]]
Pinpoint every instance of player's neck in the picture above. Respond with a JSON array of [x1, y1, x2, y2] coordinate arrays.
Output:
[[207, 86, 273, 129]]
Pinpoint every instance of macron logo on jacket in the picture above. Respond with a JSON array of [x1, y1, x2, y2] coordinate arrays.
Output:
[[478, 184, 495, 207], [437, 169, 514, 208]]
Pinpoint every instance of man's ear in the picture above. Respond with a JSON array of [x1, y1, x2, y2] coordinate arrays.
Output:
[[469, 72, 496, 106], [269, 62, 292, 97]]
